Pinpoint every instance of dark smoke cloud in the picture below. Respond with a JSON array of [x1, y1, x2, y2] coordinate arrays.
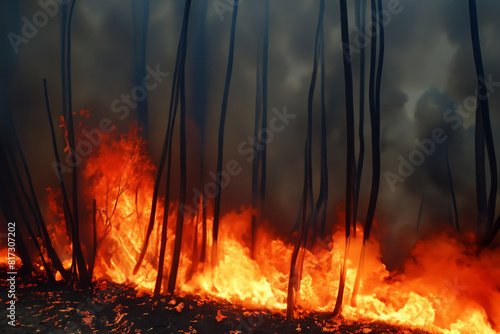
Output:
[[1, 0, 500, 267]]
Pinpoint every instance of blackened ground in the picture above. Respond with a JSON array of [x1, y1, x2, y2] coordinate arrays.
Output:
[[0, 268, 432, 334]]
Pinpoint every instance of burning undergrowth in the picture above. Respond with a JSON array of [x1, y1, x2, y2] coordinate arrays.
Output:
[[37, 126, 500, 334], [2, 2, 499, 334], [0, 271, 436, 334]]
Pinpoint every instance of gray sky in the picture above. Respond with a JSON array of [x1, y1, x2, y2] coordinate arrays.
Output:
[[2, 0, 500, 266]]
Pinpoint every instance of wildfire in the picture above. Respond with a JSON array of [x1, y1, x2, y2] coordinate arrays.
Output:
[[44, 125, 499, 334]]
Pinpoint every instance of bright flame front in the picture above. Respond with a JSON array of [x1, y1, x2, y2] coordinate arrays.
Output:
[[43, 126, 500, 334]]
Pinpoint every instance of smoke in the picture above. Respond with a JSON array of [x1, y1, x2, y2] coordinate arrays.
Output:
[[2, 0, 500, 268]]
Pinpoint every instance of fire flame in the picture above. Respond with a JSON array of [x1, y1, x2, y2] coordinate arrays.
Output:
[[43, 123, 499, 334]]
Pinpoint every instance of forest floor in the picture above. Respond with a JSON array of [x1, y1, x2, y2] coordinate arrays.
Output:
[[0, 269, 433, 334]]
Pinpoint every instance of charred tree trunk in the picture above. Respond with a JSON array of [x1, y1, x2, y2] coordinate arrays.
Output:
[[63, 0, 90, 286], [189, 1, 210, 265], [167, 0, 192, 294], [90, 199, 97, 280], [154, 88, 179, 295], [362, 0, 384, 244], [2, 142, 54, 281], [0, 143, 33, 275], [468, 0, 498, 245], [251, 0, 269, 259], [200, 158, 208, 263], [287, 0, 324, 319], [44, 79, 76, 282], [212, 0, 240, 268], [353, 0, 367, 238], [5, 131, 57, 278], [312, 10, 328, 244], [333, 0, 357, 317], [251, 55, 263, 260], [259, 0, 269, 245], [152, 0, 192, 295], [134, 11, 184, 275], [351, 0, 384, 307]]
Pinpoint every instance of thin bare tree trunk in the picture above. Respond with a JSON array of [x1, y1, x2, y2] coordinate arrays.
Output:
[[134, 13, 183, 275], [287, 0, 324, 319], [468, 0, 497, 244], [0, 143, 34, 275], [154, 55, 181, 295], [353, 0, 367, 238], [89, 199, 97, 280], [2, 143, 54, 281], [312, 11, 328, 244], [251, 54, 263, 259], [351, 0, 384, 307], [362, 0, 384, 244], [333, 0, 357, 316], [64, 0, 90, 286], [167, 0, 191, 294], [212, 0, 240, 269], [152, 0, 192, 295], [200, 157, 207, 263], [251, 0, 269, 259], [41, 79, 73, 281]]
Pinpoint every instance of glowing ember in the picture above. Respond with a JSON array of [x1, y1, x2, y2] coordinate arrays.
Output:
[[43, 126, 499, 334]]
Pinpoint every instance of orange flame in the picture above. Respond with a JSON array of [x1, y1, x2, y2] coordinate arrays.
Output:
[[43, 124, 499, 334]]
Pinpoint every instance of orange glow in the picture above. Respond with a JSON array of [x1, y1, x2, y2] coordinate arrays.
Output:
[[59, 116, 70, 154], [0, 248, 21, 268], [43, 123, 499, 334]]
